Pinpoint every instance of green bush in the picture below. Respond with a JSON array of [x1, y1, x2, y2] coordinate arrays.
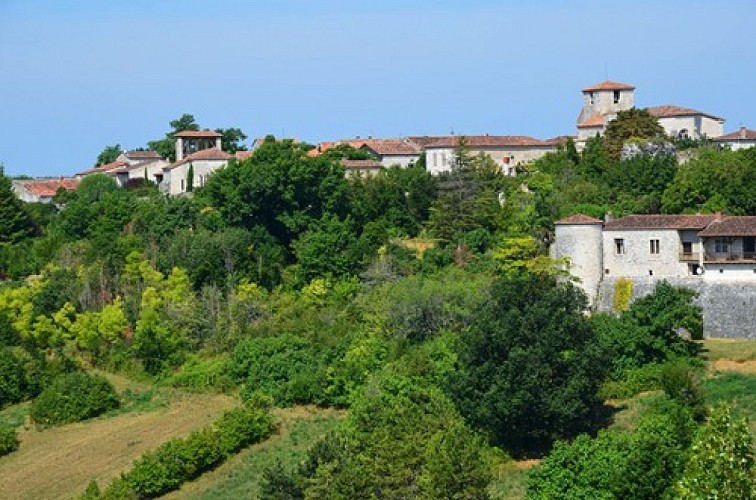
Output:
[[30, 372, 119, 425], [528, 400, 696, 499], [0, 426, 19, 456], [0, 347, 28, 407], [99, 405, 275, 498], [612, 276, 633, 312], [164, 355, 234, 393], [232, 334, 326, 406]]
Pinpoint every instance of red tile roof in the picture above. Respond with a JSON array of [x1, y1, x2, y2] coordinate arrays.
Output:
[[123, 150, 161, 159], [582, 81, 635, 92], [311, 138, 421, 157], [174, 130, 223, 138], [235, 150, 254, 161], [16, 178, 79, 198], [714, 128, 756, 141], [76, 160, 128, 176], [605, 214, 718, 231], [555, 213, 603, 225], [340, 159, 383, 169], [698, 216, 756, 237], [423, 135, 550, 148], [169, 148, 231, 169], [647, 105, 723, 122], [577, 115, 606, 128]]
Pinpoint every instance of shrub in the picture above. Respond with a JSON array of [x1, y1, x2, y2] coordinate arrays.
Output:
[[232, 334, 326, 406], [0, 347, 27, 407], [0, 426, 19, 456], [675, 405, 755, 499], [99, 405, 276, 498], [30, 372, 119, 425], [164, 355, 234, 393], [612, 276, 633, 312]]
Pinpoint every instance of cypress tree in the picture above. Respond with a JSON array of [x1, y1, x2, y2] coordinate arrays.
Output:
[[0, 167, 33, 245]]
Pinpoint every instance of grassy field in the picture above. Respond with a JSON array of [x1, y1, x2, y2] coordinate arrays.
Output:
[[163, 406, 345, 499], [0, 374, 237, 500]]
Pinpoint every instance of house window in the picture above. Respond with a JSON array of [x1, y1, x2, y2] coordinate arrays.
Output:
[[714, 238, 730, 253], [181, 179, 185, 191], [614, 238, 625, 255], [650, 239, 660, 254], [613, 90, 621, 104], [433, 153, 438, 167], [442, 154, 448, 167], [589, 92, 595, 105], [682, 242, 692, 255]]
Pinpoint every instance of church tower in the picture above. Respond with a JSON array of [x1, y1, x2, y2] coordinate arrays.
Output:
[[576, 81, 635, 143]]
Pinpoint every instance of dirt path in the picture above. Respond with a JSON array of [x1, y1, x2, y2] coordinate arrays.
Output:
[[0, 389, 237, 500]]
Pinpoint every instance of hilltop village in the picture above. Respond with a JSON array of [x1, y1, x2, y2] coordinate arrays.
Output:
[[2, 79, 756, 498], [13, 80, 755, 200]]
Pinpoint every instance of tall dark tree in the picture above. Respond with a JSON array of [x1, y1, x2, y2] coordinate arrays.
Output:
[[450, 271, 605, 454], [0, 166, 34, 246]]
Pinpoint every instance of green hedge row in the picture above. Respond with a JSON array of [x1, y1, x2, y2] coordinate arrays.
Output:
[[90, 405, 275, 498], [30, 372, 119, 426]]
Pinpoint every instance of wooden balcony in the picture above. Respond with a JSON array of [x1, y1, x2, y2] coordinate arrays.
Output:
[[679, 252, 700, 262], [703, 253, 756, 263]]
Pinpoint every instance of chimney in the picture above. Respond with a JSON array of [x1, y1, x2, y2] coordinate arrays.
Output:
[[604, 211, 615, 223], [715, 211, 723, 221], [741, 126, 747, 139]]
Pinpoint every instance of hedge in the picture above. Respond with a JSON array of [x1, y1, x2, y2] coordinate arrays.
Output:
[[30, 372, 119, 426], [95, 404, 276, 498]]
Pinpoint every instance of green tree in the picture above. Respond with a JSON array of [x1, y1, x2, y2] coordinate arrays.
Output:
[[603, 108, 665, 159], [147, 113, 200, 161], [0, 166, 34, 247], [186, 164, 194, 192], [662, 147, 756, 215], [675, 405, 755, 499], [96, 144, 122, 166], [450, 271, 605, 454], [216, 127, 248, 153]]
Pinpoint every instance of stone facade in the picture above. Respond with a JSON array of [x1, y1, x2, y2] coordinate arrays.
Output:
[[554, 213, 756, 337], [596, 276, 755, 339]]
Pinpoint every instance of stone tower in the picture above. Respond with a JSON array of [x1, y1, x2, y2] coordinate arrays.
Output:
[[576, 81, 635, 142], [554, 213, 604, 305]]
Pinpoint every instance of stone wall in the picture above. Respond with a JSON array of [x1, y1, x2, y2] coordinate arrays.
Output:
[[596, 276, 756, 339]]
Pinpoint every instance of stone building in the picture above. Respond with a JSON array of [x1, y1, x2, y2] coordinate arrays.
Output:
[[12, 178, 79, 203], [554, 213, 756, 305], [576, 81, 636, 143], [647, 105, 724, 139], [713, 127, 756, 150]]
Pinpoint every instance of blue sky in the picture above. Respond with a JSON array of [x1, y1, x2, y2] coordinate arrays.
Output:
[[1, 0, 753, 176]]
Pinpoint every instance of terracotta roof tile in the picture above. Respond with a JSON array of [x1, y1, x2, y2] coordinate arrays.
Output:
[[15, 178, 79, 198], [76, 160, 128, 176], [555, 213, 603, 225], [647, 105, 723, 122], [124, 150, 161, 159], [340, 159, 383, 169], [423, 135, 550, 148], [698, 216, 756, 237], [174, 130, 223, 138], [235, 150, 254, 161], [311, 138, 421, 156], [582, 81, 635, 92], [169, 148, 231, 169], [577, 115, 606, 128], [714, 128, 756, 141], [605, 214, 718, 231]]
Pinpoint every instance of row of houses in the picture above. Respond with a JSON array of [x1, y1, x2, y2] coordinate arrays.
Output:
[[13, 80, 755, 201], [553, 213, 756, 304]]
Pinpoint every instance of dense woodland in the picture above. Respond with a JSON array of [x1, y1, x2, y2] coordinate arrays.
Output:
[[0, 111, 754, 498]]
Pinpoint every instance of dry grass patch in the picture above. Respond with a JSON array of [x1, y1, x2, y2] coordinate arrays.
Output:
[[0, 388, 236, 500]]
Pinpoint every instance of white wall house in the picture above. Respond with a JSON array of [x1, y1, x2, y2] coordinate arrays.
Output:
[[162, 148, 231, 196], [12, 178, 79, 203], [309, 138, 422, 168], [554, 213, 756, 304], [421, 135, 560, 176], [647, 106, 724, 139], [713, 127, 756, 150]]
